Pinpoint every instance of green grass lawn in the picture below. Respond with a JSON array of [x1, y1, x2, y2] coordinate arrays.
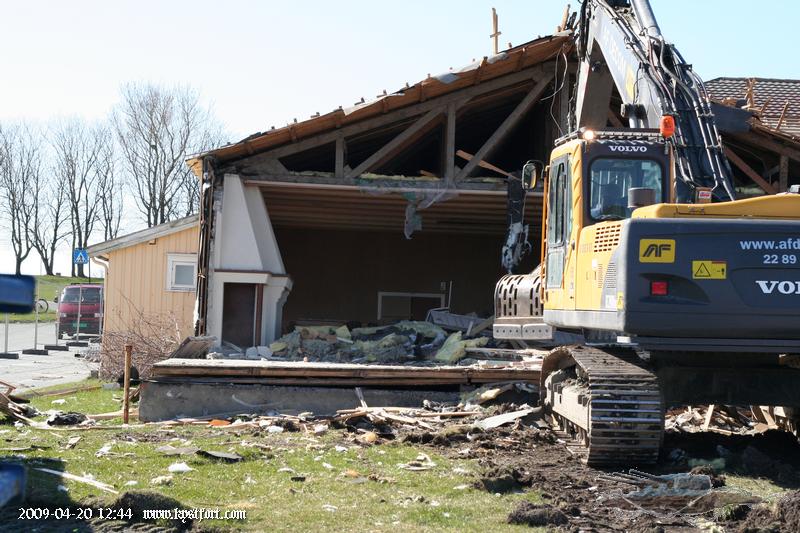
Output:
[[1, 380, 543, 532], [10, 275, 102, 323]]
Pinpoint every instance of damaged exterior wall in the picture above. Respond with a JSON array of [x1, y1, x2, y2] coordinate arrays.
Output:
[[206, 174, 292, 347]]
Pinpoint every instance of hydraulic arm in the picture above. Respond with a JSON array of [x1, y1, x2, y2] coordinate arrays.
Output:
[[574, 0, 736, 201]]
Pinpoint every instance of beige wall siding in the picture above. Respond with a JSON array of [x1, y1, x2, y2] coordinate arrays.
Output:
[[103, 225, 199, 337]]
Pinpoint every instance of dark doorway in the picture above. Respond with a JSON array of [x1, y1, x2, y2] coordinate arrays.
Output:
[[222, 283, 257, 348]]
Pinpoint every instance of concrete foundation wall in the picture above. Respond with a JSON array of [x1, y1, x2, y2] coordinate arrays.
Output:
[[274, 227, 510, 330], [139, 380, 460, 420]]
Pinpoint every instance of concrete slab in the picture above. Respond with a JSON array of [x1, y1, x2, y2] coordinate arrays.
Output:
[[139, 379, 461, 421], [0, 323, 95, 390]]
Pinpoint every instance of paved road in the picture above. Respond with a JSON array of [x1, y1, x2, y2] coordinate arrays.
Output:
[[0, 321, 96, 391]]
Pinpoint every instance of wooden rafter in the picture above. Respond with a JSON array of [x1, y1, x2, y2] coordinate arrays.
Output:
[[334, 136, 345, 178], [346, 108, 443, 179], [455, 73, 554, 181], [779, 155, 789, 193], [723, 146, 777, 194], [732, 131, 800, 163], [444, 102, 457, 180]]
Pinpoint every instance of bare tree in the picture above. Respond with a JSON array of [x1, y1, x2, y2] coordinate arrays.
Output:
[[96, 127, 121, 241], [31, 162, 70, 276], [51, 120, 105, 277], [0, 124, 40, 275], [112, 83, 225, 227]]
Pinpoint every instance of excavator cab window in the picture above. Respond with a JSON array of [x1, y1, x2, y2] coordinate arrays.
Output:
[[545, 157, 572, 288], [588, 158, 662, 222]]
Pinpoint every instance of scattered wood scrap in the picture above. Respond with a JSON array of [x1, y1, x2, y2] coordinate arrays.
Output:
[[34, 467, 118, 494], [666, 404, 766, 436], [475, 408, 537, 430]]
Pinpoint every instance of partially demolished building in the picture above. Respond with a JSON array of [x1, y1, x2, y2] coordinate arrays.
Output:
[[188, 37, 800, 353], [189, 35, 571, 350]]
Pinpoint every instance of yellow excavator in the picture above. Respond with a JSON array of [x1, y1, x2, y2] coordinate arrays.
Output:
[[493, 0, 800, 464]]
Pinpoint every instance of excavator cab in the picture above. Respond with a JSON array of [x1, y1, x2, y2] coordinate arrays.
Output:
[[494, 128, 672, 341]]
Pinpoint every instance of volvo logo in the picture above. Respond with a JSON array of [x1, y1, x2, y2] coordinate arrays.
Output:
[[755, 280, 800, 295], [608, 145, 648, 152]]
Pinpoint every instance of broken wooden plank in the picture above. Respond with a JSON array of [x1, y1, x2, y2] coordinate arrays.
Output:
[[475, 408, 536, 430], [702, 404, 715, 431], [34, 468, 119, 494], [169, 336, 216, 359]]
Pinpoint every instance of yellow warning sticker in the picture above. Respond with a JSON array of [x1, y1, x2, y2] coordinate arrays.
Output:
[[692, 260, 727, 280], [639, 239, 676, 263]]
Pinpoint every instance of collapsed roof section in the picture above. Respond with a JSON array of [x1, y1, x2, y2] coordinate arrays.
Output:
[[707, 77, 800, 139], [706, 77, 800, 195]]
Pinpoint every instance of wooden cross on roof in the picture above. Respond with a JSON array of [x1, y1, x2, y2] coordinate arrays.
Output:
[[490, 7, 501, 55]]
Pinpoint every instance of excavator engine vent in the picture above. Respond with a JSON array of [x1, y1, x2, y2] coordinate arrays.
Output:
[[593, 223, 622, 252]]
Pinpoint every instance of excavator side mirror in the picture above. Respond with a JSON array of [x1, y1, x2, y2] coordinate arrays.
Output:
[[522, 160, 544, 190]]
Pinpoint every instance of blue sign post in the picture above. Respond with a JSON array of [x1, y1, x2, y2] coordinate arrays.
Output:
[[69, 248, 91, 347], [73, 249, 89, 265]]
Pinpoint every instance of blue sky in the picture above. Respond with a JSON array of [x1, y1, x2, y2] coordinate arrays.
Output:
[[1, 0, 796, 274]]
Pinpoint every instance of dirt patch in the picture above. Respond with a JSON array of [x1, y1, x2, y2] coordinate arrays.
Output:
[[738, 490, 800, 532], [111, 490, 192, 530], [664, 430, 800, 488], [507, 502, 569, 527], [477, 465, 533, 493]]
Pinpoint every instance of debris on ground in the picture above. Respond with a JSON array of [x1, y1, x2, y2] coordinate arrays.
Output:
[[46, 411, 89, 426], [167, 462, 194, 473], [665, 404, 769, 436], [197, 450, 243, 462], [397, 453, 437, 471], [156, 445, 200, 456], [475, 406, 537, 430]]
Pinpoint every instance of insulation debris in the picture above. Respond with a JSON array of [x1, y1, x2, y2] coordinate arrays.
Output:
[[213, 320, 498, 365]]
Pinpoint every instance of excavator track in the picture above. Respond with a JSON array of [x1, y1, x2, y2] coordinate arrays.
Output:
[[542, 345, 663, 465]]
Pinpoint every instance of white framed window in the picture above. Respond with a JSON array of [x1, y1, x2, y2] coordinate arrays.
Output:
[[167, 253, 197, 292], [377, 291, 445, 322]]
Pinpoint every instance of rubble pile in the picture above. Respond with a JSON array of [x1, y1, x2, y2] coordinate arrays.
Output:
[[665, 404, 768, 436], [209, 321, 491, 365]]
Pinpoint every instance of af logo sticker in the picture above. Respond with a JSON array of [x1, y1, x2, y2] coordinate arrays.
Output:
[[639, 239, 675, 263]]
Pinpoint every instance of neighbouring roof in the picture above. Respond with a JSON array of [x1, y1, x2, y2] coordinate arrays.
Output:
[[88, 214, 199, 258], [706, 77, 800, 138], [189, 33, 571, 168]]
